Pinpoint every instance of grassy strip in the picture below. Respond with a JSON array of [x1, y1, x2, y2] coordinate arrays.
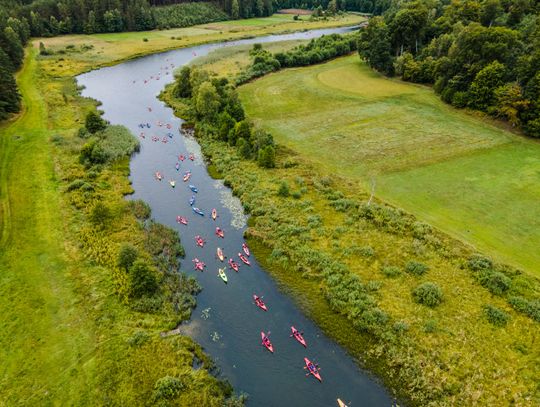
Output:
[[239, 55, 540, 275], [0, 47, 245, 406]]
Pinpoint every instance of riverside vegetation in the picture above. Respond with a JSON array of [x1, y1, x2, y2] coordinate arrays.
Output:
[[162, 35, 540, 405], [0, 14, 363, 404]]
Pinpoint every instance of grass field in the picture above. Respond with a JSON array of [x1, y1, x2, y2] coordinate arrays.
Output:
[[36, 13, 364, 77], [239, 55, 540, 274]]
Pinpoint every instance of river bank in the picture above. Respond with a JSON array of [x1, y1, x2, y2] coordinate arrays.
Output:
[[160, 51, 540, 405]]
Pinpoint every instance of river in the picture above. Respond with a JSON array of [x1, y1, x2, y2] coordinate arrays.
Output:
[[77, 26, 393, 407]]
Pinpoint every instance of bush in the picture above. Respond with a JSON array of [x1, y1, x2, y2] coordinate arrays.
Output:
[[142, 38, 148, 42], [478, 270, 511, 295], [85, 110, 107, 133], [483, 304, 510, 327], [468, 254, 492, 271], [412, 282, 443, 307], [359, 246, 375, 257], [128, 259, 159, 299], [99, 125, 140, 160], [128, 199, 151, 220], [152, 375, 186, 400], [89, 201, 112, 227], [508, 296, 540, 322], [277, 181, 290, 197], [118, 244, 139, 271], [405, 260, 429, 276], [381, 266, 401, 278]]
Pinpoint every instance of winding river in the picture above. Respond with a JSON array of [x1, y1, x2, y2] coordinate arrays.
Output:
[[78, 26, 393, 406]]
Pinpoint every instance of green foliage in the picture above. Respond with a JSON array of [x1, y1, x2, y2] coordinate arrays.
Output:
[[477, 269, 511, 295], [381, 265, 401, 278], [99, 125, 140, 160], [405, 260, 429, 276], [508, 296, 540, 322], [154, 3, 228, 30], [117, 244, 139, 271], [412, 282, 443, 307], [89, 201, 112, 228], [483, 304, 510, 327], [128, 259, 159, 299], [128, 199, 151, 221], [0, 47, 20, 120], [195, 81, 221, 122], [85, 110, 107, 133], [358, 16, 393, 75], [277, 181, 290, 197], [152, 375, 186, 401], [257, 144, 275, 168], [173, 66, 192, 99]]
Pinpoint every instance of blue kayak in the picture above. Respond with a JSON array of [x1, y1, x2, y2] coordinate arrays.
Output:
[[192, 207, 204, 216], [189, 195, 195, 206], [189, 184, 198, 193]]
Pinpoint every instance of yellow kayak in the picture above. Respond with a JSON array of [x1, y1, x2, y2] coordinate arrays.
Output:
[[337, 399, 348, 407], [218, 268, 227, 283]]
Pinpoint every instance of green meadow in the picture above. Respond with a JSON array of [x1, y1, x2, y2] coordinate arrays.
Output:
[[239, 55, 540, 274]]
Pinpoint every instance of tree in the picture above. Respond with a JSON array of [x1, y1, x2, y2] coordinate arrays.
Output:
[[388, 3, 429, 55], [0, 48, 20, 120], [218, 112, 236, 141], [129, 259, 159, 298], [103, 9, 123, 32], [480, 0, 503, 27], [85, 110, 107, 133], [173, 66, 192, 98], [195, 81, 221, 122], [258, 145, 275, 168], [494, 82, 529, 126], [2, 27, 24, 69], [237, 137, 252, 158], [467, 61, 507, 110], [230, 120, 251, 146], [358, 17, 394, 75], [232, 0, 240, 19]]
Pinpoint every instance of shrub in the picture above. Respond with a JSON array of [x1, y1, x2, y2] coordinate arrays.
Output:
[[99, 125, 140, 160], [152, 375, 186, 400], [508, 296, 540, 322], [142, 38, 148, 42], [423, 319, 438, 333], [85, 110, 107, 133], [381, 266, 401, 278], [128, 199, 151, 220], [291, 191, 302, 199], [118, 243, 139, 271], [127, 330, 150, 347], [257, 145, 275, 168], [393, 320, 409, 333], [413, 282, 443, 307], [478, 270, 511, 295], [277, 181, 290, 197], [89, 201, 112, 227], [483, 304, 510, 327], [128, 259, 159, 299], [468, 254, 492, 271], [405, 260, 429, 276], [359, 246, 375, 258]]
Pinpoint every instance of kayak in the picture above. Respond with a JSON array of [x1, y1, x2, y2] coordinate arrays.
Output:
[[179, 154, 185, 161], [228, 258, 239, 272], [304, 358, 322, 382], [189, 154, 195, 161], [253, 295, 267, 311], [193, 259, 205, 271], [183, 171, 191, 182], [169, 180, 175, 188], [211, 208, 217, 220], [290, 326, 307, 347], [238, 253, 250, 266], [261, 332, 273, 353], [337, 399, 348, 407], [215, 227, 224, 238], [176, 216, 187, 225], [189, 184, 198, 193], [189, 195, 195, 206], [192, 207, 204, 216], [218, 268, 227, 283], [155, 172, 162, 180], [175, 162, 180, 171], [195, 235, 205, 247], [217, 247, 224, 262], [242, 243, 250, 256]]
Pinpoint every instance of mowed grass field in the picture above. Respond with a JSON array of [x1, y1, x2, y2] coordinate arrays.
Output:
[[239, 55, 540, 274]]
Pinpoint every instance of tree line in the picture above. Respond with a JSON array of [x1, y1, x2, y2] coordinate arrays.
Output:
[[358, 0, 540, 138]]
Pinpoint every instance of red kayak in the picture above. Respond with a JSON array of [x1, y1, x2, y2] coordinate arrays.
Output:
[[253, 295, 267, 311], [261, 332, 273, 353], [195, 235, 205, 247], [176, 216, 187, 225], [215, 227, 224, 238], [304, 358, 322, 382], [189, 154, 195, 161], [178, 154, 185, 161], [192, 258, 205, 271], [228, 258, 239, 272], [290, 326, 307, 347], [238, 253, 250, 266], [242, 243, 250, 256]]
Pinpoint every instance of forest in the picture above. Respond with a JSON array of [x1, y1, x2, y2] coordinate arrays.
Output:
[[357, 0, 540, 137]]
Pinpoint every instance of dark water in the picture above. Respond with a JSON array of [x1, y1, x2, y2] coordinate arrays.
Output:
[[78, 27, 393, 407]]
